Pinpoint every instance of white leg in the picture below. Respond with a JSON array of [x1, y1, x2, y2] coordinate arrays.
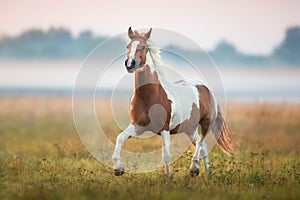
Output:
[[190, 134, 202, 176], [189, 128, 199, 145], [112, 124, 136, 176], [200, 142, 210, 171], [161, 130, 171, 177]]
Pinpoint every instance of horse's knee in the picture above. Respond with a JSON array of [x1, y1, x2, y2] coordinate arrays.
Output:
[[200, 143, 208, 156], [116, 133, 127, 143]]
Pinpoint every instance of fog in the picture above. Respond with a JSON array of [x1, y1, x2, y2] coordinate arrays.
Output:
[[0, 61, 299, 102]]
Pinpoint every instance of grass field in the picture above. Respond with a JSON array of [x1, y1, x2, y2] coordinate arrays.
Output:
[[0, 97, 299, 199]]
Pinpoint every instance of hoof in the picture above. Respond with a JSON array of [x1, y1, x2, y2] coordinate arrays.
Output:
[[114, 163, 125, 176], [167, 173, 173, 179], [190, 168, 200, 177], [114, 169, 125, 176]]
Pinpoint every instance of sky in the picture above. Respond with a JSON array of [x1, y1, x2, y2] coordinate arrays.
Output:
[[0, 0, 299, 55]]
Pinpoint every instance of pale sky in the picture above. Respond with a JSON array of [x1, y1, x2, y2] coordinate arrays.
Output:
[[0, 0, 299, 55]]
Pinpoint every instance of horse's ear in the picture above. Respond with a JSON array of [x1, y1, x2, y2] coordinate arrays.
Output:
[[145, 28, 152, 39], [128, 27, 134, 39]]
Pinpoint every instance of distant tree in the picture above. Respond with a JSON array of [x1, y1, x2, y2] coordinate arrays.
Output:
[[211, 40, 241, 65], [78, 31, 94, 41], [214, 40, 237, 55], [47, 27, 73, 42], [19, 29, 47, 42], [211, 40, 268, 66], [273, 26, 300, 65]]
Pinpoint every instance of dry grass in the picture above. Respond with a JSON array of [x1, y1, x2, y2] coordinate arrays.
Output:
[[227, 102, 300, 154], [0, 97, 299, 199]]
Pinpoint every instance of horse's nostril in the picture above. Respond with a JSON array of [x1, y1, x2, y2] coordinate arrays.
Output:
[[125, 58, 136, 71]]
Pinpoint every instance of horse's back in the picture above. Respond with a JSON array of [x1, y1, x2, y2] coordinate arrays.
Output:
[[169, 79, 217, 133]]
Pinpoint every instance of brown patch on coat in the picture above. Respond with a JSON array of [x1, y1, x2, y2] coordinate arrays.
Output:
[[130, 65, 172, 134]]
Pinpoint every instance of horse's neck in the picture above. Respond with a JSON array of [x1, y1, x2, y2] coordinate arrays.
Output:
[[134, 50, 170, 97], [134, 65, 159, 94]]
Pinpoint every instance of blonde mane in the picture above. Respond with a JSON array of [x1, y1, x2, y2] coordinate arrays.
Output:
[[146, 39, 165, 75]]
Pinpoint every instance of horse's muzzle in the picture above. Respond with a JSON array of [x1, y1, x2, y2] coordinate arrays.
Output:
[[125, 58, 136, 73]]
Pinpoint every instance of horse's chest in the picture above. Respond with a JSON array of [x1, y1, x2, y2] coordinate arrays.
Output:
[[130, 94, 170, 131]]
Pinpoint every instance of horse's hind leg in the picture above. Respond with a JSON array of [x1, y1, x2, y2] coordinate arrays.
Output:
[[190, 119, 210, 177], [189, 128, 201, 177], [112, 124, 137, 176], [200, 142, 210, 173]]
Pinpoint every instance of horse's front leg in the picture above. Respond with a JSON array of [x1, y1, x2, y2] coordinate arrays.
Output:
[[161, 130, 171, 178], [112, 124, 136, 176]]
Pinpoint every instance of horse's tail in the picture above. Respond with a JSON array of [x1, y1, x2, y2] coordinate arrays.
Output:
[[212, 105, 233, 156]]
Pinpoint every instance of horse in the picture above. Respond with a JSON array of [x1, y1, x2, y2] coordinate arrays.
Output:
[[112, 27, 232, 177]]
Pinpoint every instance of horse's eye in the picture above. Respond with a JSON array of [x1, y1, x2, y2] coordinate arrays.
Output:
[[141, 46, 145, 50]]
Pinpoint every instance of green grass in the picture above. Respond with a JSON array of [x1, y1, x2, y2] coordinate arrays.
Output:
[[0, 97, 299, 199]]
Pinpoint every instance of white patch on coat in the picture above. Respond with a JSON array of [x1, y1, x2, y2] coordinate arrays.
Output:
[[158, 76, 200, 130], [145, 43, 218, 130]]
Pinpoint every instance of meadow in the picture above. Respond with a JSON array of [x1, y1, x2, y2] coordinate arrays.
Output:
[[0, 97, 299, 199]]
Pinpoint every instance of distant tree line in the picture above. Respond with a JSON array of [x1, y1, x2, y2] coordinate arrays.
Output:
[[0, 28, 124, 60], [205, 26, 300, 67], [0, 26, 299, 66]]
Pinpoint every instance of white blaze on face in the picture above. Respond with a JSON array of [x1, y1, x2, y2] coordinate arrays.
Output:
[[127, 41, 140, 67]]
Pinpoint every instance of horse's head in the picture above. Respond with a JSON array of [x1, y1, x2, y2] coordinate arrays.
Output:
[[125, 27, 152, 73]]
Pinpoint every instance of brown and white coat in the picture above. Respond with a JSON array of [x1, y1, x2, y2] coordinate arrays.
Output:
[[112, 28, 232, 177]]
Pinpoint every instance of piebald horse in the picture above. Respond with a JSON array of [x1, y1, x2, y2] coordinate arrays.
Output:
[[112, 27, 232, 177]]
